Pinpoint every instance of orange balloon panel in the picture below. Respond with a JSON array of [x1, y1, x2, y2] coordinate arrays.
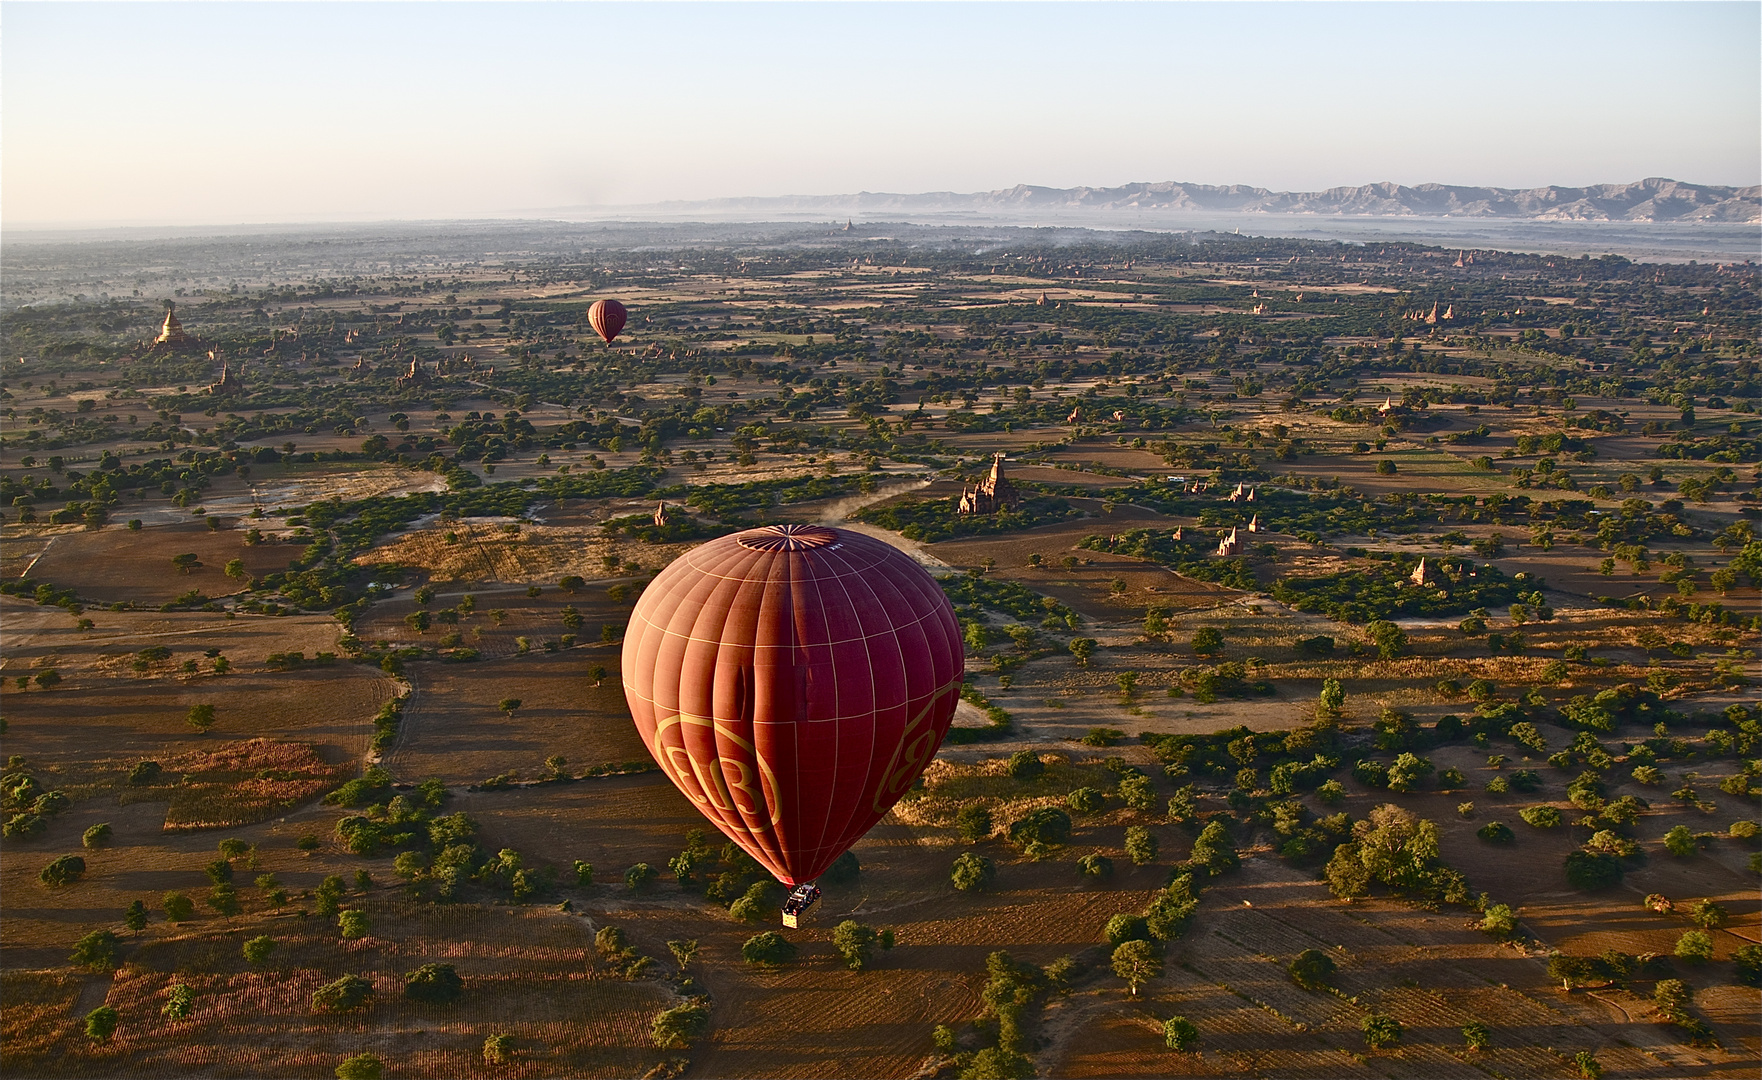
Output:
[[588, 299, 627, 343], [621, 525, 963, 884]]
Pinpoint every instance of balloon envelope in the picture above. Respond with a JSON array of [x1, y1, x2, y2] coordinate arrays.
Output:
[[622, 524, 963, 884], [588, 299, 627, 343]]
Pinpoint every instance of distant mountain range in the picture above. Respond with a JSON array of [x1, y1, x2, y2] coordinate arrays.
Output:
[[652, 177, 1759, 223]]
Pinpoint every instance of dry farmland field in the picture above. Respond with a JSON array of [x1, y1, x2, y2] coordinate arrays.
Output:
[[2, 221, 1759, 1078]]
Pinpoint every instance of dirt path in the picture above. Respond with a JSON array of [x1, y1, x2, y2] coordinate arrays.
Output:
[[815, 478, 955, 574]]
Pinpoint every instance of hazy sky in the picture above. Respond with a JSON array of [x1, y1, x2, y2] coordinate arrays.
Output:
[[3, 1, 1757, 227]]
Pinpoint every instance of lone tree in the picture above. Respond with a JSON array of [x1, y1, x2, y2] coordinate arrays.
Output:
[[482, 1034, 515, 1065], [1111, 939, 1162, 996], [334, 1053, 384, 1080], [403, 962, 464, 1004], [40, 854, 87, 887], [832, 920, 886, 971], [667, 939, 698, 974], [1068, 637, 1097, 667], [242, 936, 278, 964], [172, 553, 202, 574], [186, 704, 217, 735], [1190, 627, 1225, 656], [1124, 826, 1159, 866], [1362, 1012, 1402, 1050], [956, 803, 993, 842], [70, 929, 119, 971], [312, 974, 374, 1013], [1163, 1015, 1199, 1052], [162, 891, 195, 922], [84, 1005, 119, 1043], [1288, 948, 1336, 989], [1006, 750, 1045, 780], [498, 698, 522, 719], [950, 852, 996, 892], [651, 1002, 710, 1050], [741, 931, 796, 967]]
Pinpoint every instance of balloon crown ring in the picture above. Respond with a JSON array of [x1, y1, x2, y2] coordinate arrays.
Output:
[[736, 524, 841, 551]]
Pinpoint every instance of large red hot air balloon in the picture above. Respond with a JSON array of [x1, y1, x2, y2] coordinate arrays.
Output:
[[588, 299, 627, 343], [622, 524, 964, 886]]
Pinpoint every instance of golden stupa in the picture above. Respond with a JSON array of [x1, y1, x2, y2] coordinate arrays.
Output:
[[155, 304, 190, 346]]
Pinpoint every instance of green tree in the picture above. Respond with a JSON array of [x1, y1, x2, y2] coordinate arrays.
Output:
[[1463, 1020, 1491, 1051], [69, 929, 119, 971], [651, 1002, 711, 1049], [82, 822, 112, 850], [84, 1005, 119, 1043], [951, 852, 996, 891], [1362, 1012, 1402, 1050], [1067, 787, 1105, 813], [1663, 824, 1698, 857], [1076, 853, 1113, 879], [124, 899, 149, 933], [741, 931, 796, 966], [498, 697, 522, 718], [1188, 818, 1239, 875], [242, 935, 277, 964], [1143, 607, 1168, 641], [338, 909, 370, 939], [206, 883, 241, 917], [335, 1053, 384, 1080], [1124, 826, 1158, 865], [667, 939, 698, 973], [1006, 750, 1044, 780], [482, 1034, 515, 1064], [1111, 939, 1161, 996], [404, 962, 464, 1004], [1190, 627, 1224, 656], [162, 891, 195, 922], [1366, 620, 1409, 659], [1288, 948, 1336, 989], [1674, 930, 1714, 963], [312, 974, 374, 1012], [1068, 637, 1096, 666], [162, 983, 194, 1020], [1318, 678, 1346, 715], [956, 803, 993, 842], [40, 854, 86, 887], [832, 920, 882, 970], [1163, 1015, 1199, 1052], [186, 703, 217, 734], [1688, 899, 1727, 929]]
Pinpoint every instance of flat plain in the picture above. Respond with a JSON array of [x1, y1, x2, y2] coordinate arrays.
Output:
[[1, 222, 1757, 1078]]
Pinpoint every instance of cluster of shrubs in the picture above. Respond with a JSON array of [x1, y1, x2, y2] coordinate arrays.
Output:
[[931, 949, 1079, 1079], [3, 762, 71, 841]]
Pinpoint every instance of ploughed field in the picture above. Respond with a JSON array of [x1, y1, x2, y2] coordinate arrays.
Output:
[[4, 492, 1758, 1079]]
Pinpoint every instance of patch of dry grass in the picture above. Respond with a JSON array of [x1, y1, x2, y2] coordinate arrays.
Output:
[[161, 739, 352, 832]]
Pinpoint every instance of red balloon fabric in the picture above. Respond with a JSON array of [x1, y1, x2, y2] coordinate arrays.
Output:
[[588, 299, 627, 343], [622, 524, 964, 885]]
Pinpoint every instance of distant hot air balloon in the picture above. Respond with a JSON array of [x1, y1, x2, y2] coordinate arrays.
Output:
[[588, 299, 627, 344], [622, 524, 964, 887]]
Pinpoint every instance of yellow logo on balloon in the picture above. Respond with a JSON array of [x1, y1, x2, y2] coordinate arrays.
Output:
[[654, 712, 779, 831]]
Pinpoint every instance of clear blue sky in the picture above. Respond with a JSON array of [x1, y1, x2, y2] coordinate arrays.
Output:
[[3, 1, 1756, 226]]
